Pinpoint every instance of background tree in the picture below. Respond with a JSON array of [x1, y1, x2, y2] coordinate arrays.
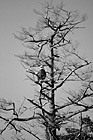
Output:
[[60, 113, 93, 140], [0, 1, 93, 140]]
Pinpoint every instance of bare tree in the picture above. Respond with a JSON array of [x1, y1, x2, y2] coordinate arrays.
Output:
[[0, 1, 93, 140]]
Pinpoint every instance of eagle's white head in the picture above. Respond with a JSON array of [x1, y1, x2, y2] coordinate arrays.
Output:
[[40, 65, 44, 69]]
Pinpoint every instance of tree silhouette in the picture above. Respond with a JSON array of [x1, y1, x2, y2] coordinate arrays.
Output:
[[0, 1, 93, 140]]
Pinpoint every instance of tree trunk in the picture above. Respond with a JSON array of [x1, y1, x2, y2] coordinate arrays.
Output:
[[49, 40, 57, 140]]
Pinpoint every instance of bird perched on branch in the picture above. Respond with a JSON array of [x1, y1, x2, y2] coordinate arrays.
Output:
[[37, 65, 46, 82]]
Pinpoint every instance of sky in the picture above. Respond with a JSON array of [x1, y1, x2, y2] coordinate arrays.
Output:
[[0, 0, 93, 102], [0, 0, 93, 139]]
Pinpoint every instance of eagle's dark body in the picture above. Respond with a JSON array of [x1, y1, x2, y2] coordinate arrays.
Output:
[[37, 68, 46, 81]]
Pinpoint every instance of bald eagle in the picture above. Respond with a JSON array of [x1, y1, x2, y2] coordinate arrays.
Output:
[[37, 66, 46, 82]]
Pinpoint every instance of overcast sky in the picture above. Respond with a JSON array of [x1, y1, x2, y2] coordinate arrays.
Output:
[[0, 0, 93, 139], [0, 0, 93, 101]]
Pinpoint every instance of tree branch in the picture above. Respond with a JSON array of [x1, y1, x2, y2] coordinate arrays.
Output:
[[54, 62, 91, 91]]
